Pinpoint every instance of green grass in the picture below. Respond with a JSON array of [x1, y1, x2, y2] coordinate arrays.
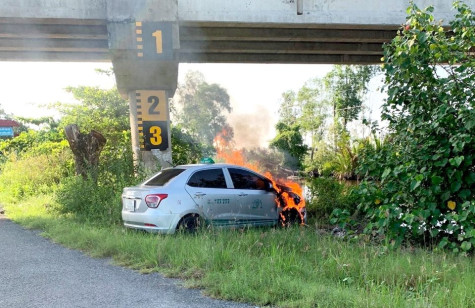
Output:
[[4, 195, 475, 308]]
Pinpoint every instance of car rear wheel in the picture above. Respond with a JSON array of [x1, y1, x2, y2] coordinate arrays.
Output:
[[176, 214, 201, 233]]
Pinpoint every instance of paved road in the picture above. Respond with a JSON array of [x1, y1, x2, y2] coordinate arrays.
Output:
[[0, 213, 254, 308]]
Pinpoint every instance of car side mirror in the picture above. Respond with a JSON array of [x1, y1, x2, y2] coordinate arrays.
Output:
[[266, 181, 275, 192]]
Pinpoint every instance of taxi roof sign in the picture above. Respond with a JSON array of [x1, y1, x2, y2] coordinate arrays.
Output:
[[200, 157, 215, 164]]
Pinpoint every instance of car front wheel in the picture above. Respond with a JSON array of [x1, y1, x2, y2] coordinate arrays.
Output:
[[279, 209, 302, 227]]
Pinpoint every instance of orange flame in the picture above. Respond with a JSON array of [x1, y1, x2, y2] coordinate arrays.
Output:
[[214, 129, 306, 225]]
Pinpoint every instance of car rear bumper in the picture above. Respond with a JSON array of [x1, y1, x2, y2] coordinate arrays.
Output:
[[122, 211, 179, 234]]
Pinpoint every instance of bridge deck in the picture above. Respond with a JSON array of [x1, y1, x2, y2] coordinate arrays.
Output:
[[0, 18, 392, 63]]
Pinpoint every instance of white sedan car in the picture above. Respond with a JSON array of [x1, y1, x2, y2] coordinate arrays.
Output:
[[121, 163, 305, 233]]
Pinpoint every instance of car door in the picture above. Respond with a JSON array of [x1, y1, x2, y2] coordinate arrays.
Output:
[[184, 168, 236, 225], [226, 167, 279, 225]]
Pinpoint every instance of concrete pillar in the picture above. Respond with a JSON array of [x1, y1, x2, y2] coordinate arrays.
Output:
[[107, 0, 179, 170], [127, 90, 173, 170]]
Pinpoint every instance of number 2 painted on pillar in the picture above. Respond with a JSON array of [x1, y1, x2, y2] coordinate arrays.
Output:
[[150, 126, 162, 145], [148, 96, 160, 115], [152, 30, 163, 54]]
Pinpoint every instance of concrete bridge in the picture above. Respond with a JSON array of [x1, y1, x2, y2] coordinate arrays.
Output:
[[0, 0, 470, 167]]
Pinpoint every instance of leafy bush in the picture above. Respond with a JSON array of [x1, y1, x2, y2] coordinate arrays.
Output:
[[306, 178, 357, 222], [343, 2, 475, 252], [55, 145, 139, 224], [0, 129, 67, 158]]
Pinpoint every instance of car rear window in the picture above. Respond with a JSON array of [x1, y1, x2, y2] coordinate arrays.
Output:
[[187, 168, 227, 188], [144, 168, 185, 186]]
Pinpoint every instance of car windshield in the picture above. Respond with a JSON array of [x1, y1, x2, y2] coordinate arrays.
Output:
[[143, 168, 185, 186]]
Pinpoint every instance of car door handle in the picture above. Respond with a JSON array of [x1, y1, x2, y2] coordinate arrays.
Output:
[[238, 193, 248, 197], [194, 192, 206, 197]]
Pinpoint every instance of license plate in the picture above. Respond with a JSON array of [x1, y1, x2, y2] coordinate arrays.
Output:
[[124, 198, 136, 212]]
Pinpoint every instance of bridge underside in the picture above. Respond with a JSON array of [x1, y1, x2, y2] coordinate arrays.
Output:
[[0, 18, 395, 64]]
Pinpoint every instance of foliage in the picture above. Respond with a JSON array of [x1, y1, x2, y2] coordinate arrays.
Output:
[[172, 71, 233, 147], [354, 134, 388, 179], [52, 86, 130, 146], [306, 177, 357, 222], [171, 125, 213, 165], [324, 65, 377, 129], [55, 146, 138, 224], [279, 78, 329, 162], [276, 65, 377, 175], [53, 88, 138, 223], [1, 82, 140, 224], [0, 151, 70, 200], [305, 135, 381, 179], [351, 1, 475, 252], [270, 121, 308, 170], [0, 129, 67, 158]]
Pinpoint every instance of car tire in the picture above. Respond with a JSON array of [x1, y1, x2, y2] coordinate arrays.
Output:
[[280, 209, 301, 227], [176, 214, 201, 233]]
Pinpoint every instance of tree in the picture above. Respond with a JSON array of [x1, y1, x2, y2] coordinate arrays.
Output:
[[278, 90, 298, 126], [296, 78, 329, 160], [52, 86, 130, 146], [278, 78, 329, 161], [324, 65, 377, 129], [172, 71, 233, 147], [270, 121, 308, 170], [64, 124, 106, 180], [355, 1, 474, 251]]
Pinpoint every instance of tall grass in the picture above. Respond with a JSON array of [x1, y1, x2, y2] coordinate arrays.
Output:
[[5, 197, 474, 308], [0, 152, 69, 200]]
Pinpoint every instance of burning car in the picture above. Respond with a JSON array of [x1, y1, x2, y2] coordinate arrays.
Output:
[[121, 163, 306, 233]]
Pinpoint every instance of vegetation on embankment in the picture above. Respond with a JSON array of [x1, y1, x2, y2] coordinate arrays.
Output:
[[3, 197, 475, 308]]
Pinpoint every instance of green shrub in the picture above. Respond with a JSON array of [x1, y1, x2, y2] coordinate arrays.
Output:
[[0, 129, 66, 158], [56, 175, 120, 224], [0, 151, 70, 200], [341, 2, 475, 252], [306, 178, 357, 222], [55, 147, 141, 224]]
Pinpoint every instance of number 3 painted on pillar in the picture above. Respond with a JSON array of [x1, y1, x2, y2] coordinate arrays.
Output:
[[150, 126, 162, 145]]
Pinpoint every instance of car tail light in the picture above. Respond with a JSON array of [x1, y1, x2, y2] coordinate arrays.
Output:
[[145, 194, 168, 208]]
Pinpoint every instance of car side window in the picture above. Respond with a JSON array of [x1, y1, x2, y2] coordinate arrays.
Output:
[[187, 168, 227, 189], [228, 168, 267, 190]]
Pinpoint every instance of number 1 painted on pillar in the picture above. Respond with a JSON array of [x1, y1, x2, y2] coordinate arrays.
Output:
[[152, 30, 163, 54]]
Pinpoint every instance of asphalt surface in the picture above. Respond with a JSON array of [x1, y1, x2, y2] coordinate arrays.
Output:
[[0, 212, 254, 308]]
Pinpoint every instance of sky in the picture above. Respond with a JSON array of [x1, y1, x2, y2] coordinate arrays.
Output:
[[0, 62, 386, 148]]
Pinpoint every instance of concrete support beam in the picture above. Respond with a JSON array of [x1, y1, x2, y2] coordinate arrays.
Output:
[[178, 0, 472, 26], [180, 41, 384, 55], [0, 38, 108, 52], [180, 53, 382, 65], [0, 51, 109, 61], [0, 23, 107, 39], [179, 26, 396, 43], [0, 0, 106, 19]]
